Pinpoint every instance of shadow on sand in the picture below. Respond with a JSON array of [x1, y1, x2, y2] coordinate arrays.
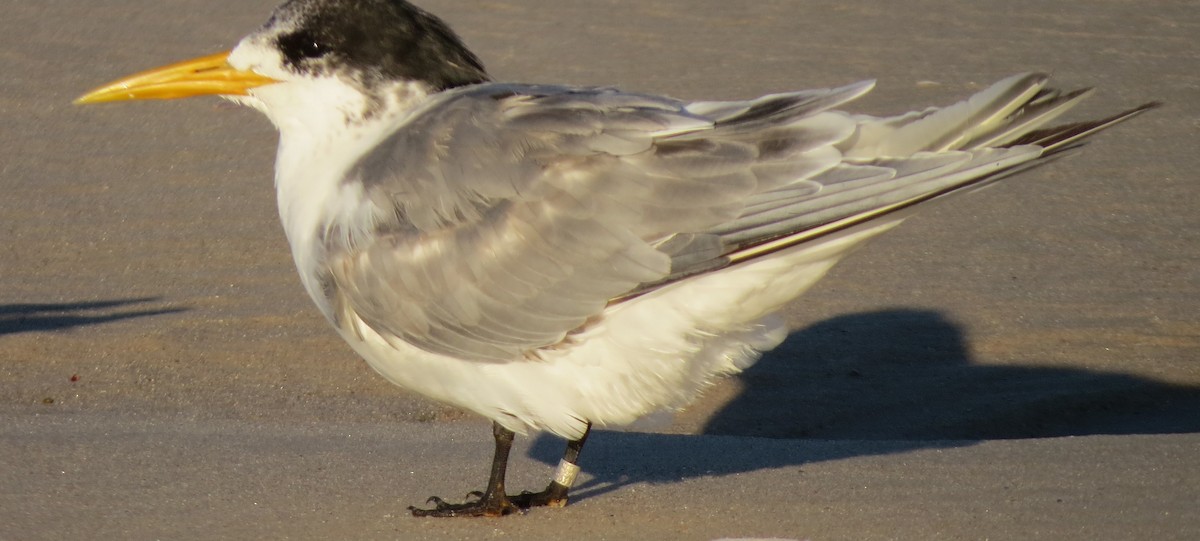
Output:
[[0, 298, 188, 335], [526, 309, 1200, 502]]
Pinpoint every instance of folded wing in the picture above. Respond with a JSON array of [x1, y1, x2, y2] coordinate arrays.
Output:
[[324, 75, 1154, 361]]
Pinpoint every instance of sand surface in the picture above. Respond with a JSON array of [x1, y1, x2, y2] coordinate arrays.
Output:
[[2, 0, 1198, 539]]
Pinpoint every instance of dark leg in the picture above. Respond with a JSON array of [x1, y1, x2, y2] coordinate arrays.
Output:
[[409, 421, 519, 517], [511, 422, 592, 509]]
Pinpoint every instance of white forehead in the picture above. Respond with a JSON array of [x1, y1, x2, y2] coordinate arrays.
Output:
[[228, 30, 291, 81], [226, 0, 310, 78]]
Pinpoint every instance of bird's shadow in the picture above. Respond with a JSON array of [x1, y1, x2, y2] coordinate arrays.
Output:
[[0, 298, 188, 335], [525, 309, 1200, 503]]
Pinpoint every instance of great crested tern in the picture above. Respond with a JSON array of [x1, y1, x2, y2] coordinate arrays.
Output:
[[77, 0, 1157, 517]]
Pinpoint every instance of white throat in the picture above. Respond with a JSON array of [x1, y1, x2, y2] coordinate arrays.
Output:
[[230, 67, 432, 317]]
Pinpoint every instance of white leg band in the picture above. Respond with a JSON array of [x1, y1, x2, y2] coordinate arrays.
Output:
[[552, 459, 581, 488]]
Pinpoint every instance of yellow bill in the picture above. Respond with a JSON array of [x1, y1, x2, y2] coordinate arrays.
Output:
[[75, 51, 278, 104]]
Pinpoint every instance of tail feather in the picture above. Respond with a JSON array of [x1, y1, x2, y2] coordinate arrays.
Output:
[[1010, 100, 1161, 154], [963, 87, 1094, 149], [727, 97, 1160, 268], [616, 74, 1158, 304], [842, 72, 1051, 158]]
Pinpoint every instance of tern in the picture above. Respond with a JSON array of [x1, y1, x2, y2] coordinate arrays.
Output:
[[77, 0, 1157, 517]]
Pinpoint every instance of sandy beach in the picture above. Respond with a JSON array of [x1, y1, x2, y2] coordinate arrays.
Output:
[[2, 0, 1197, 539]]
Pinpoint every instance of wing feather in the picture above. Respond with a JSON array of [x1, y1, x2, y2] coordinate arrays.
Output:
[[322, 75, 1144, 362]]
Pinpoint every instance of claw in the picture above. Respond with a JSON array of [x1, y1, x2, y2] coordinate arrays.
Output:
[[409, 491, 518, 517], [509, 482, 570, 509]]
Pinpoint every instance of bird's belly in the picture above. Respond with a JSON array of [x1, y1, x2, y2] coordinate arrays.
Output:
[[324, 219, 896, 439]]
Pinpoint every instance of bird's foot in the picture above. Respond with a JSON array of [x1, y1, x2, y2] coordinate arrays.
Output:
[[408, 492, 518, 518], [409, 481, 571, 517], [510, 481, 570, 509]]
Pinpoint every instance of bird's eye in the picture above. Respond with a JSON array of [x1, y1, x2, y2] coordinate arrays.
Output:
[[300, 40, 323, 57], [277, 30, 329, 63]]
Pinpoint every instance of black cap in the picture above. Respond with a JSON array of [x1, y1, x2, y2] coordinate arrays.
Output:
[[270, 0, 490, 91]]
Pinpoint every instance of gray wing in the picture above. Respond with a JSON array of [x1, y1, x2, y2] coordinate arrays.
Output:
[[326, 74, 1108, 362], [325, 81, 871, 361]]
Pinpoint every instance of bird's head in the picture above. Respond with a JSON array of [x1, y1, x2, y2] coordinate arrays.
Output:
[[75, 0, 489, 127]]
